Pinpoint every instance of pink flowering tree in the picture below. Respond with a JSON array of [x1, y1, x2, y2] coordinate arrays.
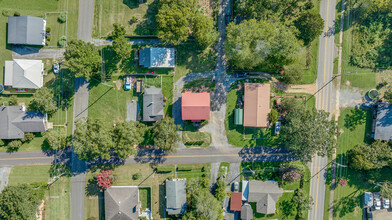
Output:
[[280, 163, 302, 184], [339, 178, 347, 187], [96, 170, 115, 190]]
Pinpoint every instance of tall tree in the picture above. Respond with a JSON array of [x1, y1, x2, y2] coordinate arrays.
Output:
[[380, 182, 392, 199], [281, 107, 338, 162], [30, 87, 57, 115], [45, 129, 66, 149], [64, 40, 102, 80], [348, 140, 392, 170], [111, 23, 132, 60], [154, 117, 180, 153], [112, 121, 145, 158], [0, 184, 45, 219], [192, 12, 217, 49], [73, 119, 113, 161], [268, 109, 279, 124], [293, 188, 313, 218], [214, 178, 226, 202], [294, 10, 324, 46]]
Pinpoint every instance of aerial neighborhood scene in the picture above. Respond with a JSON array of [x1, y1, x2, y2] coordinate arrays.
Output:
[[1, 0, 392, 219]]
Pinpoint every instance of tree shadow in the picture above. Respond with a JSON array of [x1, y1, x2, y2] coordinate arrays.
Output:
[[158, 184, 166, 218], [87, 157, 126, 172], [134, 0, 159, 35], [238, 147, 296, 163], [344, 108, 367, 131], [281, 199, 295, 219], [85, 177, 101, 196], [134, 147, 167, 164], [123, 0, 142, 9], [333, 190, 361, 218]]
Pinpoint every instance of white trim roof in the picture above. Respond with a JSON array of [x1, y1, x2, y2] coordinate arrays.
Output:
[[4, 59, 44, 89]]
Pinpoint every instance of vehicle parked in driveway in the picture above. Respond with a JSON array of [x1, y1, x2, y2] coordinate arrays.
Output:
[[232, 182, 239, 192], [233, 72, 248, 78], [366, 207, 373, 220], [382, 197, 390, 209], [374, 193, 381, 210], [53, 63, 60, 74], [274, 121, 281, 135], [124, 75, 131, 91]]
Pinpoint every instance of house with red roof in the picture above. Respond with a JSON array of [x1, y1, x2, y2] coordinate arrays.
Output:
[[230, 192, 242, 211], [181, 91, 210, 121]]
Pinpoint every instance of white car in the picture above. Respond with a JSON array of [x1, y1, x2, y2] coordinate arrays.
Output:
[[53, 63, 60, 74], [375, 198, 381, 210], [382, 198, 390, 209]]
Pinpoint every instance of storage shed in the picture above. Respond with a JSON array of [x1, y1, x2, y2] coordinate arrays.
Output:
[[234, 109, 243, 125]]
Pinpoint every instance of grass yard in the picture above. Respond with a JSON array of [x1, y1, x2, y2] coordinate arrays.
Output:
[[176, 163, 210, 179], [7, 165, 70, 220], [183, 77, 216, 92], [139, 187, 151, 210], [85, 164, 210, 219], [182, 131, 212, 148], [45, 13, 67, 47], [93, 0, 158, 37], [331, 108, 392, 219]]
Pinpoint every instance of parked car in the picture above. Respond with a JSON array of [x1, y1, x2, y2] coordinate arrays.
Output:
[[382, 197, 390, 209], [374, 193, 381, 210], [53, 63, 60, 74], [232, 182, 239, 192], [124, 76, 131, 91], [366, 207, 373, 220], [233, 72, 248, 78], [274, 121, 281, 135]]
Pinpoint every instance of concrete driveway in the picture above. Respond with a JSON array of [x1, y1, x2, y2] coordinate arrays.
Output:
[[12, 46, 65, 59]]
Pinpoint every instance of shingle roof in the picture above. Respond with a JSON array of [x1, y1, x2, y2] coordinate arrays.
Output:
[[0, 106, 46, 139], [181, 92, 210, 121], [166, 179, 187, 215], [143, 87, 164, 122], [243, 83, 270, 127], [241, 203, 253, 220], [247, 180, 283, 215], [105, 186, 140, 220], [230, 192, 242, 211], [139, 47, 175, 68], [374, 102, 392, 141], [7, 16, 45, 45], [4, 59, 43, 89]]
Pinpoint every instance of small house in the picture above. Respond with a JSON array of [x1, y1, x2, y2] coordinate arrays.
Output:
[[7, 16, 46, 46], [243, 83, 271, 127], [104, 186, 141, 220], [166, 179, 187, 215], [0, 105, 50, 140], [241, 203, 253, 220], [234, 108, 243, 125], [181, 91, 210, 121], [245, 180, 283, 215], [143, 86, 164, 122], [374, 102, 392, 141], [230, 192, 242, 211], [139, 47, 175, 68], [4, 59, 44, 89]]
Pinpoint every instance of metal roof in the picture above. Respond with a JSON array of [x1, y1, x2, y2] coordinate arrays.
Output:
[[243, 83, 270, 127], [230, 192, 242, 211], [181, 92, 210, 121], [7, 16, 45, 45], [4, 59, 43, 89], [139, 47, 175, 68], [166, 179, 187, 215], [234, 108, 243, 125], [374, 102, 392, 141]]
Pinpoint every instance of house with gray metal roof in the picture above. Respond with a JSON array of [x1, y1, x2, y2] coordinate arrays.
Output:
[[139, 47, 175, 68], [0, 105, 48, 139], [143, 86, 164, 122], [7, 16, 46, 46], [166, 179, 186, 215], [4, 59, 44, 89], [241, 203, 253, 220], [374, 102, 392, 141], [105, 186, 141, 220], [246, 180, 283, 215]]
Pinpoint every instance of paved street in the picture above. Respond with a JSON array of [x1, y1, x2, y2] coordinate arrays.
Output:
[[310, 0, 337, 219], [77, 0, 94, 42]]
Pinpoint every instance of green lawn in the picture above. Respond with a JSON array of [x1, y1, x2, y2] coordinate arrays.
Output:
[[218, 162, 230, 178], [176, 163, 210, 179], [139, 187, 151, 210], [45, 13, 67, 47], [8, 165, 70, 220], [182, 131, 212, 148], [93, 0, 158, 37]]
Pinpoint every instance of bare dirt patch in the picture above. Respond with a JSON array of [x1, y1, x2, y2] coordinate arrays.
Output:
[[114, 80, 122, 90], [199, 0, 217, 17]]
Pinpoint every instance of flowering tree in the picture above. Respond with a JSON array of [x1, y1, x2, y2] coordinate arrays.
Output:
[[280, 163, 302, 183], [96, 170, 115, 190], [339, 178, 347, 187]]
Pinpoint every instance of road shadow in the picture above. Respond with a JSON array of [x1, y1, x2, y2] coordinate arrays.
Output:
[[134, 148, 167, 164]]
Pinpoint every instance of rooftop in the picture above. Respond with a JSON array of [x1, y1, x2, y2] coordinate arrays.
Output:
[[139, 47, 175, 68], [181, 91, 210, 121], [166, 179, 187, 215], [7, 16, 46, 46], [243, 83, 271, 127], [143, 87, 164, 122], [374, 102, 392, 141], [104, 186, 140, 220]]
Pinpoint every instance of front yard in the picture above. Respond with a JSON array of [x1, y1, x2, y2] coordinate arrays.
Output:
[[85, 163, 210, 220]]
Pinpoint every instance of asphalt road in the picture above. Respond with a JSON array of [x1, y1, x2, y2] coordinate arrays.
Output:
[[310, 0, 337, 219], [77, 0, 94, 42]]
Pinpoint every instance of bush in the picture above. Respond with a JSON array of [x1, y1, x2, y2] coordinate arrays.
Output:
[[58, 12, 67, 23], [132, 173, 142, 180], [2, 9, 10, 17], [58, 36, 67, 47], [8, 140, 22, 150], [14, 11, 20, 16], [177, 166, 193, 172], [46, 36, 51, 41], [22, 133, 35, 143], [46, 27, 51, 32], [9, 96, 18, 105], [0, 139, 4, 146]]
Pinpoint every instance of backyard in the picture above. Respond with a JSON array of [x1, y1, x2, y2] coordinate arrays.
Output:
[[7, 165, 70, 219], [85, 163, 210, 219]]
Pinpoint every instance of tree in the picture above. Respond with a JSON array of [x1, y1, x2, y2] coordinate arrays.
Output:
[[192, 12, 217, 49], [225, 19, 300, 70], [294, 10, 324, 45], [45, 129, 66, 149], [0, 184, 45, 219], [72, 119, 113, 161], [293, 188, 313, 218], [385, 90, 392, 103], [156, 3, 190, 45], [7, 140, 22, 151], [154, 117, 180, 153], [194, 190, 222, 220], [22, 133, 34, 143], [96, 170, 115, 190], [283, 64, 304, 84], [132, 173, 142, 180], [30, 87, 57, 115], [380, 182, 392, 199], [64, 40, 102, 80], [281, 107, 338, 162], [348, 140, 392, 170], [280, 98, 300, 114], [214, 178, 226, 202], [111, 23, 132, 60], [112, 121, 145, 158], [268, 109, 279, 124]]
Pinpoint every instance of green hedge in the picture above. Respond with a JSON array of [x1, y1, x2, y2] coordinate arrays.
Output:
[[156, 166, 173, 173], [177, 166, 193, 172]]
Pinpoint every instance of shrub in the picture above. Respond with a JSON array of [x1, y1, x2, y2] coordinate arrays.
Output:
[[8, 96, 18, 105], [8, 140, 22, 150], [132, 173, 142, 180], [156, 166, 173, 173], [96, 170, 115, 189], [58, 12, 67, 23], [2, 9, 10, 17], [58, 36, 67, 47], [46, 27, 51, 32], [0, 139, 4, 145], [177, 166, 193, 171], [14, 11, 20, 16], [46, 36, 51, 41], [23, 133, 35, 143]]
